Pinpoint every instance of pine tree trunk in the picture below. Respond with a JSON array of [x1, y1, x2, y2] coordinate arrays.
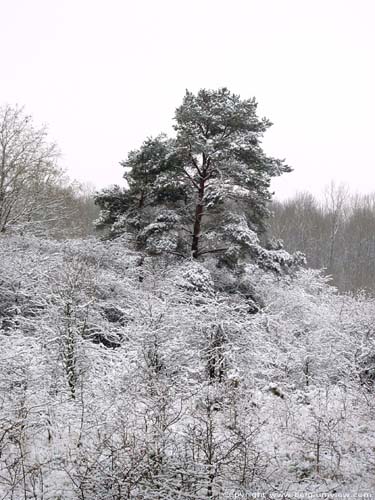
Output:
[[191, 177, 206, 258]]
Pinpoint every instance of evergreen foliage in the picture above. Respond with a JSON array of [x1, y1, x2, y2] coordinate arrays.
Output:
[[95, 89, 299, 269]]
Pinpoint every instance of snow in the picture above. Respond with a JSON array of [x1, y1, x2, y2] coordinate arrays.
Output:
[[0, 235, 374, 498]]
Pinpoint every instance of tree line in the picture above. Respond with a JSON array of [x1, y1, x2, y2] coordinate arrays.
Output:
[[269, 184, 375, 293]]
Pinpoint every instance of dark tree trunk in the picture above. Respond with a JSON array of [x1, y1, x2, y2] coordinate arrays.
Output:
[[138, 190, 145, 209], [191, 176, 206, 258]]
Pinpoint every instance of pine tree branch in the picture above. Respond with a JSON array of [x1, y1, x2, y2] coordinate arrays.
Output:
[[188, 141, 203, 177], [182, 168, 200, 190]]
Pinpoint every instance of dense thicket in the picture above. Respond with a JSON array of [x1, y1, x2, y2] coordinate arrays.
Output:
[[269, 186, 375, 293], [0, 235, 374, 498]]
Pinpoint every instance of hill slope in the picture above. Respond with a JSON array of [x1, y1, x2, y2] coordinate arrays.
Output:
[[0, 235, 374, 498]]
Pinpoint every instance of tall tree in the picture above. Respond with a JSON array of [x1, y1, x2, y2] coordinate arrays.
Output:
[[96, 89, 295, 267], [174, 88, 291, 258]]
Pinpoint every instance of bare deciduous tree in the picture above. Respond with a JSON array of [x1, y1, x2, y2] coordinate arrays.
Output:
[[0, 104, 60, 232]]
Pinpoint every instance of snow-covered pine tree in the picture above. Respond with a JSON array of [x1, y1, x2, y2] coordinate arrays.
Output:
[[95, 88, 302, 270], [174, 88, 291, 259]]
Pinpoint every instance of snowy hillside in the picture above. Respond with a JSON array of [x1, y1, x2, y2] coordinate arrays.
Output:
[[1, 235, 374, 499]]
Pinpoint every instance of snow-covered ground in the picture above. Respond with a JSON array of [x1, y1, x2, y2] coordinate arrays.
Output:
[[0, 235, 374, 499]]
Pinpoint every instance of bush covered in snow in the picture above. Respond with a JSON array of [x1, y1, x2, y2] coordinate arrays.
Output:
[[0, 234, 374, 498]]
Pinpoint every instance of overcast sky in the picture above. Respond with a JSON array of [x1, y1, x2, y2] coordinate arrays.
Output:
[[1, 0, 374, 199]]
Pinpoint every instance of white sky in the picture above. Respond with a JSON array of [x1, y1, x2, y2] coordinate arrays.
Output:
[[1, 0, 374, 199]]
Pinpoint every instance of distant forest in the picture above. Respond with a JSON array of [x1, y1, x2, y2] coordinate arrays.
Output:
[[269, 184, 375, 293]]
